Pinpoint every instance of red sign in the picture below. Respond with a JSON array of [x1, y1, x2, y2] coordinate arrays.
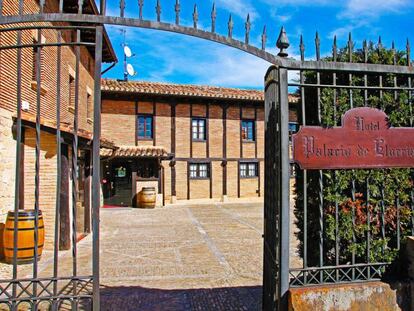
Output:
[[292, 107, 414, 169]]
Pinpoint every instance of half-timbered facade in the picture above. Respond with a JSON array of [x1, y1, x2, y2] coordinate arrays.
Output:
[[101, 79, 299, 206]]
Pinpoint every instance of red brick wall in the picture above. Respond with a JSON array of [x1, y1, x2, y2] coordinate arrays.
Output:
[[101, 97, 265, 202], [0, 0, 98, 250]]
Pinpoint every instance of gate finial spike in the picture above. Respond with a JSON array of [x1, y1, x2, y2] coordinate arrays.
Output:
[[315, 31, 320, 60], [119, 0, 125, 18], [392, 40, 397, 65], [245, 14, 251, 45], [139, 0, 144, 20], [363, 39, 368, 63], [211, 2, 217, 33], [78, 0, 85, 14], [407, 38, 411, 67], [262, 26, 267, 50], [156, 0, 161, 22], [228, 14, 234, 38], [347, 32, 353, 61], [332, 35, 337, 61], [40, 0, 45, 13], [175, 0, 180, 25], [276, 26, 290, 57], [300, 35, 305, 61], [193, 4, 199, 29]]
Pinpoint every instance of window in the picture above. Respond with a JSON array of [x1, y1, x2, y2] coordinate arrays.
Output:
[[192, 118, 206, 141], [289, 122, 299, 134], [32, 39, 39, 81], [68, 75, 75, 111], [241, 120, 255, 141], [240, 162, 258, 178], [137, 115, 153, 139], [289, 122, 299, 143], [86, 93, 92, 121], [189, 163, 210, 179]]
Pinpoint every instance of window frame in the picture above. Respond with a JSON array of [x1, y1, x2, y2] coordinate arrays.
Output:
[[241, 119, 256, 142], [240, 162, 259, 179], [68, 74, 75, 112], [86, 92, 93, 122], [191, 118, 207, 141], [137, 114, 154, 140], [189, 163, 211, 180]]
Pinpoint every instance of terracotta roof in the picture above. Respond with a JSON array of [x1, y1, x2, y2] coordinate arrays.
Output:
[[102, 79, 299, 103], [100, 146, 170, 158], [14, 111, 115, 149]]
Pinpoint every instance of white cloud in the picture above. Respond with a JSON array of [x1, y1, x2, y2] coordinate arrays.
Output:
[[216, 0, 259, 20], [106, 27, 271, 88], [341, 0, 410, 18]]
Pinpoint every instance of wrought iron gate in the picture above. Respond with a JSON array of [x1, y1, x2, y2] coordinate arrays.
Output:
[[263, 35, 414, 310], [1, 1, 413, 311], [0, 1, 295, 310], [0, 22, 103, 310]]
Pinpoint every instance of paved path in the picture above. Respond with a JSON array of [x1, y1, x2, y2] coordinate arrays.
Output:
[[99, 203, 264, 310], [1, 201, 303, 310]]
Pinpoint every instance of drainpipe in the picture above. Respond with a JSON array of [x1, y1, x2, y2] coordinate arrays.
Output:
[[101, 61, 117, 76]]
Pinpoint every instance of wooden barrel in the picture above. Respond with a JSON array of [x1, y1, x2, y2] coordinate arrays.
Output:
[[3, 210, 45, 264], [137, 187, 156, 209]]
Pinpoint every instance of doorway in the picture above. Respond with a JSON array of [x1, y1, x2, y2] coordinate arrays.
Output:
[[103, 160, 133, 207]]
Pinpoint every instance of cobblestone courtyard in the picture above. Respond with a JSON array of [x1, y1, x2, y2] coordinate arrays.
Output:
[[99, 202, 264, 310], [1, 200, 303, 310]]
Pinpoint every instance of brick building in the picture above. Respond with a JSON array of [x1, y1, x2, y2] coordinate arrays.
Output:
[[0, 0, 116, 253], [100, 80, 299, 206]]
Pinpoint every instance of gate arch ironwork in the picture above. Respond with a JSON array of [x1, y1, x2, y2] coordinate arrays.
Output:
[[0, 1, 413, 311]]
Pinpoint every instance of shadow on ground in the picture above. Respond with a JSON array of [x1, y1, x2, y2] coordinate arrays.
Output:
[[100, 285, 262, 311]]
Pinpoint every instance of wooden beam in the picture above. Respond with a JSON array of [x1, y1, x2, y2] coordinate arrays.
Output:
[[255, 107, 258, 159], [153, 101, 156, 146], [222, 105, 227, 196], [206, 103, 210, 158], [237, 160, 241, 198], [190, 103, 193, 158], [187, 162, 190, 200], [171, 103, 176, 197], [135, 100, 138, 146], [240, 103, 243, 159]]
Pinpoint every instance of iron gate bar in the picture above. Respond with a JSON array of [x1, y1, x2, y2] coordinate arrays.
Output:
[[348, 35, 356, 281], [11, 28, 23, 311], [279, 67, 290, 311], [92, 26, 103, 311], [33, 27, 43, 310], [71, 27, 81, 311], [53, 30, 62, 311], [1, 2, 414, 310]]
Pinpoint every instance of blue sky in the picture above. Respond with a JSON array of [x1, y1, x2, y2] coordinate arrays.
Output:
[[101, 0, 414, 89]]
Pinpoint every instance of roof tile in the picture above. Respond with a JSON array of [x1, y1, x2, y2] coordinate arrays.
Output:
[[101, 79, 300, 103]]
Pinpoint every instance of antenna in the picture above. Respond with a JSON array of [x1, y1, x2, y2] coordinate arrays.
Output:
[[121, 28, 137, 81]]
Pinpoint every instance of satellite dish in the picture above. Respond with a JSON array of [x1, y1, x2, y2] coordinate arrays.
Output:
[[126, 63, 136, 76], [124, 46, 132, 58]]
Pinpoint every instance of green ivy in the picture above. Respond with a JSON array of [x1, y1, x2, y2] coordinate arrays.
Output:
[[294, 43, 414, 268]]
